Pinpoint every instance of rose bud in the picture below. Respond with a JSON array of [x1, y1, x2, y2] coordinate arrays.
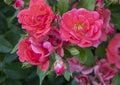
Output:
[[14, 0, 24, 9], [54, 59, 66, 75]]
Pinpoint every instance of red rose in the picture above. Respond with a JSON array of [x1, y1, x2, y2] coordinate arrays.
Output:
[[17, 0, 54, 39], [17, 37, 50, 71]]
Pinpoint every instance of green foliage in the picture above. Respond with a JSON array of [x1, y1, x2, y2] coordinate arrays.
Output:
[[0, 36, 13, 53], [4, 0, 14, 5], [63, 70, 72, 81], [84, 49, 96, 66], [71, 79, 79, 85], [109, 4, 120, 31], [68, 47, 80, 56], [95, 43, 107, 58], [57, 0, 69, 15], [37, 68, 48, 85], [112, 73, 120, 85], [78, 0, 96, 11], [0, 1, 38, 85], [76, 48, 87, 64]]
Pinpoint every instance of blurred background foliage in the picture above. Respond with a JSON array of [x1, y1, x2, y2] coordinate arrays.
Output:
[[0, 0, 120, 85]]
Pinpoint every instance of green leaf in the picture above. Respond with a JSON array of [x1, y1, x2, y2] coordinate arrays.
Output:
[[11, 34, 27, 53], [0, 35, 13, 53], [0, 12, 7, 34], [4, 30, 20, 46], [57, 0, 69, 15], [76, 48, 87, 64], [71, 79, 79, 85], [95, 43, 107, 58], [3, 69, 24, 79], [64, 47, 73, 58], [37, 67, 48, 85], [4, 79, 22, 85], [112, 73, 120, 85], [47, 0, 57, 6], [4, 53, 17, 63], [0, 76, 7, 83], [63, 71, 71, 81], [22, 62, 32, 68], [78, 0, 96, 11], [109, 4, 120, 31], [84, 49, 96, 67], [49, 53, 56, 70], [4, 0, 14, 5], [3, 63, 25, 79], [68, 47, 80, 56]]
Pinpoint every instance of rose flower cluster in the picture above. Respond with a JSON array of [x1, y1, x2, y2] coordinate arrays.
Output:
[[16, 0, 120, 84]]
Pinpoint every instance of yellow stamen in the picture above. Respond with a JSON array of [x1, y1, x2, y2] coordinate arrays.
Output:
[[74, 24, 83, 30]]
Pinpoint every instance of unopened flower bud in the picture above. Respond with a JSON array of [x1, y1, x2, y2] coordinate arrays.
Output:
[[13, 0, 24, 9], [54, 60, 66, 75], [68, 47, 80, 56]]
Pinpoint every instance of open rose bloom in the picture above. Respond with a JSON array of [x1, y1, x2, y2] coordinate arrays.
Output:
[[17, 0, 54, 39], [60, 8, 103, 47], [13, 0, 120, 84]]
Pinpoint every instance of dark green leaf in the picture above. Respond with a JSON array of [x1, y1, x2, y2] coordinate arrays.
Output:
[[63, 71, 71, 81], [3, 63, 25, 79], [0, 35, 13, 53], [4, 30, 20, 46], [4, 53, 17, 63], [4, 79, 22, 85], [95, 43, 107, 58], [0, 75, 7, 83], [49, 53, 56, 70], [64, 47, 73, 58], [109, 4, 120, 31], [112, 73, 120, 85], [3, 69, 24, 79], [47, 0, 57, 6], [84, 49, 96, 67], [76, 48, 87, 64], [71, 79, 79, 85], [78, 0, 96, 11], [37, 67, 48, 85], [57, 0, 69, 15], [0, 12, 8, 34], [4, 0, 14, 5]]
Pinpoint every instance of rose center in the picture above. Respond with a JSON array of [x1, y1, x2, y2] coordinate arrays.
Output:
[[74, 24, 83, 30]]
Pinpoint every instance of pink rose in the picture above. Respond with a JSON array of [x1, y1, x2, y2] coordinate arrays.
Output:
[[17, 0, 54, 39], [94, 59, 118, 84], [107, 24, 114, 35], [106, 33, 120, 69], [96, 8, 114, 41], [96, 0, 104, 9], [31, 27, 64, 57], [74, 75, 89, 85], [54, 59, 66, 75], [14, 0, 24, 9], [46, 27, 64, 57], [60, 8, 103, 47], [67, 57, 93, 74], [17, 37, 50, 71], [95, 0, 115, 41]]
